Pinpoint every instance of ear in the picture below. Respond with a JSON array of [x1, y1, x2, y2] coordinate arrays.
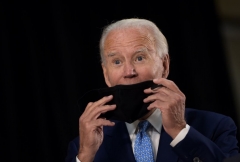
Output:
[[162, 54, 170, 78], [102, 63, 112, 87]]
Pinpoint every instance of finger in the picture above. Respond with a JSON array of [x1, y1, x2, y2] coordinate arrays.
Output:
[[144, 85, 165, 94], [79, 115, 116, 130], [93, 104, 116, 119], [145, 82, 185, 101], [95, 118, 115, 127], [147, 99, 166, 110], [144, 90, 185, 109], [80, 118, 115, 132], [151, 84, 164, 91], [153, 78, 183, 95], [143, 89, 169, 103], [82, 104, 116, 121], [89, 95, 114, 110], [83, 95, 114, 116]]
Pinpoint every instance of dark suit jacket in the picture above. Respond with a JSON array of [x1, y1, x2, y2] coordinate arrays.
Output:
[[223, 154, 240, 162], [65, 108, 239, 162]]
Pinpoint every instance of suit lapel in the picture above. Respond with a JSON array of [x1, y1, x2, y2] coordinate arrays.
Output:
[[103, 122, 179, 162], [156, 127, 179, 162], [104, 121, 136, 162]]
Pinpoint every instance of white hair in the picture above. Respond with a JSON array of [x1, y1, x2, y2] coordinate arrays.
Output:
[[99, 18, 169, 63]]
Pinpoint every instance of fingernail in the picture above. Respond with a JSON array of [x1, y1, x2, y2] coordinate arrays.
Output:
[[151, 84, 164, 90]]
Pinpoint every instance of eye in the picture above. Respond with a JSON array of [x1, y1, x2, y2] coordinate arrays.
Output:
[[114, 59, 121, 64], [136, 56, 143, 61]]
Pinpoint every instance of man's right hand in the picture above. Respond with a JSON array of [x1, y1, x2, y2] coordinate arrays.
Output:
[[77, 95, 116, 162]]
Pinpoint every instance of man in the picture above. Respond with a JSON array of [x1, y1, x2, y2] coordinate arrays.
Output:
[[66, 18, 239, 162]]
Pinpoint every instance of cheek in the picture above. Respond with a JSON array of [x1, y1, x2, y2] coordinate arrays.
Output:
[[153, 64, 163, 76], [152, 57, 164, 76], [137, 66, 154, 79], [140, 63, 163, 79], [107, 69, 122, 84]]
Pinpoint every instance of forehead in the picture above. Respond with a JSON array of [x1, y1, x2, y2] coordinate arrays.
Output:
[[103, 27, 155, 53]]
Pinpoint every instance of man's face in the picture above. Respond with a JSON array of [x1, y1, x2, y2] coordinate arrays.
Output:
[[102, 27, 169, 87]]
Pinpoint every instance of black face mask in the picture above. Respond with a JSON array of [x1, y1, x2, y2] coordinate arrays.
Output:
[[78, 80, 160, 123]]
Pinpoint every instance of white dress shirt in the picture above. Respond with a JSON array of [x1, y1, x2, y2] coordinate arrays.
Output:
[[76, 109, 190, 162]]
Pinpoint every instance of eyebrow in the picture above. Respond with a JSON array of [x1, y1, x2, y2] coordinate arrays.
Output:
[[106, 48, 148, 57], [107, 53, 117, 57], [134, 48, 147, 54]]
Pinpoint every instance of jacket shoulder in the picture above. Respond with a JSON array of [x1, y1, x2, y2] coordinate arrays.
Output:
[[185, 108, 236, 131]]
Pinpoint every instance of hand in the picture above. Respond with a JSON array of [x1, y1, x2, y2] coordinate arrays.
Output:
[[78, 95, 116, 162], [143, 78, 186, 139]]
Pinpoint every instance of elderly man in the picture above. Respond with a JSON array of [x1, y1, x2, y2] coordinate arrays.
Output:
[[66, 18, 239, 162]]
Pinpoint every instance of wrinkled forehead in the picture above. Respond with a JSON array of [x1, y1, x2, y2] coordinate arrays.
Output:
[[105, 27, 152, 41], [103, 27, 155, 54]]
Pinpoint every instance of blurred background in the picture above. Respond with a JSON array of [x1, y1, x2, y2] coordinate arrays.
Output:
[[1, 0, 240, 161], [215, 0, 240, 129]]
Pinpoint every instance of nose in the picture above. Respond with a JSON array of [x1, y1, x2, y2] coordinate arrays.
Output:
[[124, 62, 138, 78]]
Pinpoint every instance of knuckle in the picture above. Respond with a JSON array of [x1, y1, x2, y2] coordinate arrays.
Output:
[[79, 115, 85, 123], [175, 94, 184, 103], [168, 80, 174, 85], [182, 95, 186, 101], [84, 121, 91, 128], [165, 102, 171, 109], [87, 102, 93, 107], [176, 95, 182, 102]]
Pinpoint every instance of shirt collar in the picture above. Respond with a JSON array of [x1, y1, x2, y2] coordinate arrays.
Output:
[[126, 109, 162, 135]]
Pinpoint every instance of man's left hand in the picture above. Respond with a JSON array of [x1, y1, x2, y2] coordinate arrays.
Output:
[[144, 78, 186, 139]]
